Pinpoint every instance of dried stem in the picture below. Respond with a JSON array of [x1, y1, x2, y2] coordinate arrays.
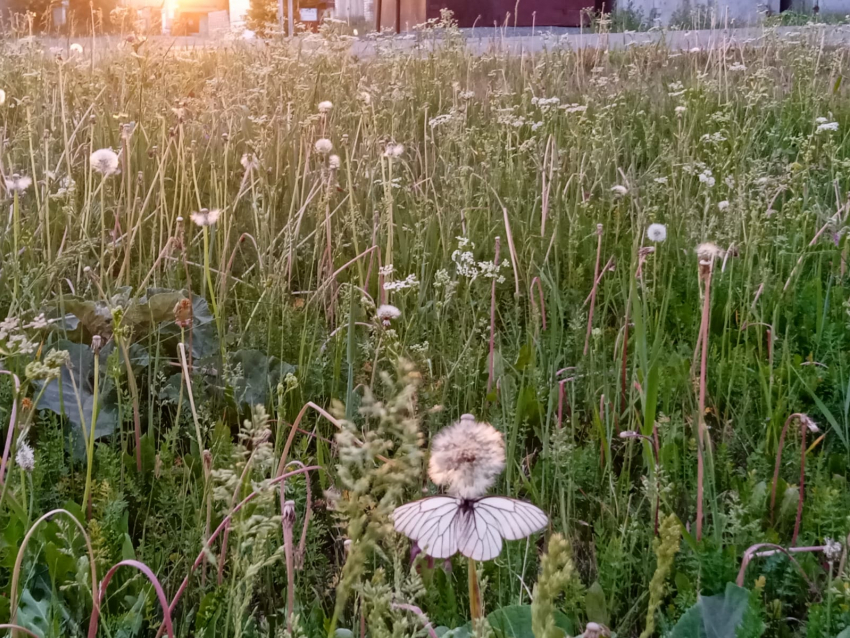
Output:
[[769, 413, 818, 546], [696, 259, 714, 542], [487, 236, 501, 397]]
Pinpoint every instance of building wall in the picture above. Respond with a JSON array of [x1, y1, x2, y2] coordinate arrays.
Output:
[[624, 0, 779, 25], [427, 0, 595, 26], [377, 0, 425, 30], [792, 0, 850, 12]]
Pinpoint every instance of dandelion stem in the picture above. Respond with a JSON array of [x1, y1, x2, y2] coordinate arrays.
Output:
[[468, 557, 483, 620], [82, 350, 100, 520]]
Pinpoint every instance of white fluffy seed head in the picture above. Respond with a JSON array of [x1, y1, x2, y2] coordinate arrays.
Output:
[[314, 138, 333, 154], [696, 242, 724, 262], [428, 415, 505, 499], [90, 148, 120, 176], [328, 154, 341, 170], [16, 439, 34, 472], [611, 184, 628, 196], [318, 100, 333, 113], [190, 208, 221, 227], [646, 223, 667, 243], [376, 304, 401, 324]]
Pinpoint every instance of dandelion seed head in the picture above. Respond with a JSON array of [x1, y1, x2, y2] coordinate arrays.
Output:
[[428, 415, 505, 499], [190, 208, 221, 227], [646, 223, 667, 243], [5, 174, 32, 193], [241, 153, 259, 171], [376, 304, 401, 326], [90, 148, 120, 176], [824, 538, 842, 562], [675, 105, 686, 115], [314, 138, 333, 154], [70, 43, 83, 54], [0, 89, 6, 105], [696, 242, 724, 262], [15, 439, 34, 472], [611, 184, 628, 196], [384, 143, 405, 158], [318, 100, 333, 113], [328, 154, 341, 169]]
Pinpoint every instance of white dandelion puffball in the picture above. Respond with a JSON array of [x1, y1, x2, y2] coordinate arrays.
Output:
[[384, 143, 405, 158], [428, 415, 506, 499], [646, 223, 667, 243], [16, 440, 34, 472], [696, 242, 724, 262], [0, 89, 6, 105], [5, 174, 32, 193], [611, 184, 628, 196], [190, 208, 221, 227], [314, 138, 333, 154], [90, 148, 120, 176], [318, 100, 333, 114], [328, 154, 341, 170], [70, 43, 83, 54], [376, 304, 401, 325]]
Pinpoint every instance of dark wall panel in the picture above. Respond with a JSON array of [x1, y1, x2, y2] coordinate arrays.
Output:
[[428, 0, 595, 27]]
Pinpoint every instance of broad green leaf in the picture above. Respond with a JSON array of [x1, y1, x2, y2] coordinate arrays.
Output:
[[487, 604, 573, 638], [585, 581, 609, 626], [17, 588, 51, 638], [670, 582, 750, 638], [229, 349, 295, 409]]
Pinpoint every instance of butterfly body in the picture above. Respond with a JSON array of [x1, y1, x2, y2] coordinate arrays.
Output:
[[392, 495, 548, 561]]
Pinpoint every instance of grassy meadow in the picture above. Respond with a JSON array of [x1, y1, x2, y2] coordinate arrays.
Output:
[[2, 18, 850, 638]]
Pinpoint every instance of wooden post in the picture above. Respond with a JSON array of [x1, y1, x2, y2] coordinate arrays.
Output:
[[375, 0, 382, 31], [394, 0, 400, 33]]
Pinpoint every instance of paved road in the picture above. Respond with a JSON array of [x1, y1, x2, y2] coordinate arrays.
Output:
[[26, 24, 850, 57]]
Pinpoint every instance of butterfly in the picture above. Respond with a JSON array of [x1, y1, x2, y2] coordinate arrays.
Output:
[[392, 496, 548, 561]]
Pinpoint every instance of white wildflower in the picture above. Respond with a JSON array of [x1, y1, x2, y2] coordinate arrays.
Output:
[[654, 177, 668, 185], [90, 148, 120, 176], [611, 185, 628, 196], [428, 415, 505, 499], [189, 208, 221, 227], [646, 223, 667, 243], [5, 174, 32, 193], [675, 105, 686, 116], [318, 100, 333, 113], [816, 121, 839, 133], [25, 313, 49, 330], [0, 89, 5, 105], [718, 200, 730, 211], [698, 170, 715, 187], [314, 138, 333, 154], [383, 273, 419, 291], [15, 439, 34, 472], [728, 63, 746, 71]]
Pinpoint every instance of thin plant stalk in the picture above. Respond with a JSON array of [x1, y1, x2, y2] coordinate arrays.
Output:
[[769, 413, 818, 546], [696, 258, 713, 542], [82, 343, 101, 518], [468, 558, 483, 620], [487, 236, 501, 397]]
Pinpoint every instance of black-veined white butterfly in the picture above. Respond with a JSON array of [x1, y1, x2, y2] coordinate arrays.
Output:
[[392, 496, 548, 561]]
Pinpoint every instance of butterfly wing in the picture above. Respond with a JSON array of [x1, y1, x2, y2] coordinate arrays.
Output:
[[391, 496, 462, 559], [474, 497, 549, 540], [456, 503, 504, 561]]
